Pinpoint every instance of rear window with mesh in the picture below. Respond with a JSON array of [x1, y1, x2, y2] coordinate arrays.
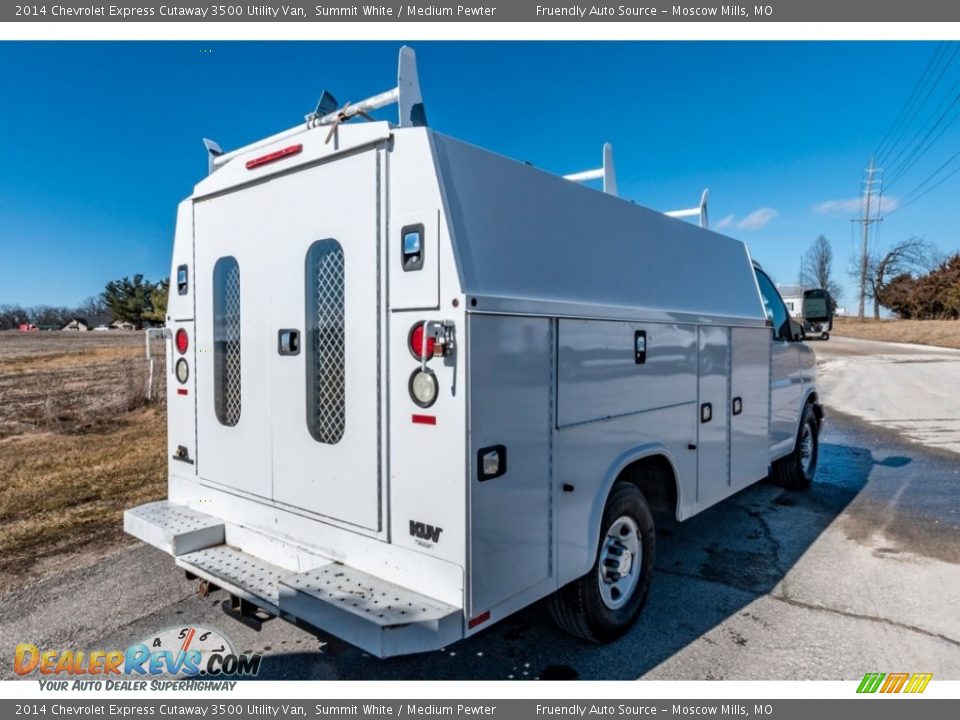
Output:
[[305, 239, 345, 444], [213, 256, 241, 427]]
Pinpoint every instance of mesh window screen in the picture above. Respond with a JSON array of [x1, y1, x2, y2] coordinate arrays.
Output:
[[213, 257, 241, 426], [306, 240, 346, 444]]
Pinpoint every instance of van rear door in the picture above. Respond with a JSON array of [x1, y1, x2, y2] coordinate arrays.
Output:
[[269, 151, 382, 531], [194, 189, 275, 499], [193, 148, 383, 532]]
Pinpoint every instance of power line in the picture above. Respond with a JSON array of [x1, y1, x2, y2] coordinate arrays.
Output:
[[887, 146, 960, 216], [874, 42, 946, 162], [884, 80, 960, 188], [878, 44, 960, 169]]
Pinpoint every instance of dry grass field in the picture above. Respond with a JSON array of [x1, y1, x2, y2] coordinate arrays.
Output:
[[832, 317, 960, 349], [0, 331, 167, 592]]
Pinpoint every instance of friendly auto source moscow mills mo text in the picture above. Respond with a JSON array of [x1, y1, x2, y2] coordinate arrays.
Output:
[[536, 5, 759, 17]]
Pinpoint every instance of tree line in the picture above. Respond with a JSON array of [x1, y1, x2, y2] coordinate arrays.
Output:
[[878, 254, 960, 320], [801, 233, 958, 320], [0, 275, 169, 331]]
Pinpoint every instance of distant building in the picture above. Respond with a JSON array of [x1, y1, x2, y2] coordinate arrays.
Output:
[[61, 318, 90, 332], [87, 314, 114, 329], [777, 284, 805, 319]]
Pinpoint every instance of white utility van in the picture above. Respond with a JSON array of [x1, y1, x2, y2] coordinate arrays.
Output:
[[126, 48, 823, 657]]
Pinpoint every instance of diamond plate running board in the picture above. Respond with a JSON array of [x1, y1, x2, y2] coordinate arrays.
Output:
[[279, 564, 462, 658], [176, 545, 295, 615]]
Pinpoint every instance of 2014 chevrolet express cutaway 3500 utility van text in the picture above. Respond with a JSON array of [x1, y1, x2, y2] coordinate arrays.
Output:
[[125, 47, 823, 657]]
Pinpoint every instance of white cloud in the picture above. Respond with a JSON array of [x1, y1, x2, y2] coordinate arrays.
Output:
[[737, 207, 779, 231], [813, 196, 899, 215], [714, 214, 735, 230]]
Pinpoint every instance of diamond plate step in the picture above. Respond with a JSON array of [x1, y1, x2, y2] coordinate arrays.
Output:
[[177, 545, 293, 614], [124, 501, 224, 556], [279, 564, 462, 658], [127, 510, 465, 657]]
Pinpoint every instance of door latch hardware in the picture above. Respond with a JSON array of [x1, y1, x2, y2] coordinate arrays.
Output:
[[278, 329, 300, 356]]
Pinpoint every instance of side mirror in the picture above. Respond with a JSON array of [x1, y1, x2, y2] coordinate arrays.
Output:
[[802, 289, 833, 323]]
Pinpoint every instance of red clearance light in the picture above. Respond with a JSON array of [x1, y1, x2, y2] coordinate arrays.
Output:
[[175, 328, 189, 354], [177, 388, 188, 396], [412, 414, 436, 425], [409, 322, 435, 360], [245, 143, 303, 170], [468, 611, 491, 629]]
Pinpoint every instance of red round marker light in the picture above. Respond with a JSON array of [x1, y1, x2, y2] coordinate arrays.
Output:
[[408, 323, 435, 360], [175, 328, 189, 355]]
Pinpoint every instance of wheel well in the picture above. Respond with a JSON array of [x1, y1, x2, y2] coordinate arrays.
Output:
[[616, 455, 678, 515]]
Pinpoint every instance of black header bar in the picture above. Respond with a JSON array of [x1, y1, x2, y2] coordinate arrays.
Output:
[[6, 1, 960, 23]]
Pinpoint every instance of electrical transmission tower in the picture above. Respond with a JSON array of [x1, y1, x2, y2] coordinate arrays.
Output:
[[853, 157, 884, 320]]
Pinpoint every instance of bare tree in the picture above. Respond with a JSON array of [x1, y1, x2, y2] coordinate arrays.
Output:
[[0, 304, 30, 330], [865, 236, 932, 319], [30, 305, 74, 327], [75, 295, 110, 319], [800, 235, 842, 301]]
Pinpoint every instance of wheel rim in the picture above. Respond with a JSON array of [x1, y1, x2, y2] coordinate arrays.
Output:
[[799, 422, 814, 477], [597, 515, 642, 610]]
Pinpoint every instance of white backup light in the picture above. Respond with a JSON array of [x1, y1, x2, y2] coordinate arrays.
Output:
[[409, 368, 438, 408], [175, 358, 190, 384]]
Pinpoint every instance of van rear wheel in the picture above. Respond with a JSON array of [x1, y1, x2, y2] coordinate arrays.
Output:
[[770, 403, 819, 490], [548, 482, 655, 643]]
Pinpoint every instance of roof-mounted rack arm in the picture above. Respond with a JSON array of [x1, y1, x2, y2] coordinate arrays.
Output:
[[563, 142, 618, 196], [664, 188, 710, 229], [206, 46, 425, 173]]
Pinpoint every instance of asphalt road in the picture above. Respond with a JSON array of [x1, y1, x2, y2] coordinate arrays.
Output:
[[815, 335, 960, 453], [3, 411, 958, 681]]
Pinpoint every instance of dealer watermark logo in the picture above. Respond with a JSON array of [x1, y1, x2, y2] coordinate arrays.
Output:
[[14, 625, 262, 684], [857, 672, 933, 694]]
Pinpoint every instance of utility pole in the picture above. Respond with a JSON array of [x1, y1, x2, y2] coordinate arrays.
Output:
[[853, 157, 883, 320]]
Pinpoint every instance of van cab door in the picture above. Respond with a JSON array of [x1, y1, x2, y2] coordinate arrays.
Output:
[[754, 269, 802, 460]]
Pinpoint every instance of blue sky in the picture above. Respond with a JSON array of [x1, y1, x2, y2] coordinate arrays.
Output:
[[0, 41, 957, 310]]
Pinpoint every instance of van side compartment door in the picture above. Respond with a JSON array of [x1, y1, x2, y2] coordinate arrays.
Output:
[[697, 326, 731, 506], [468, 314, 552, 617]]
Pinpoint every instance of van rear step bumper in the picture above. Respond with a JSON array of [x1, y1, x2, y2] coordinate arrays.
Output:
[[124, 501, 463, 658], [123, 501, 224, 556]]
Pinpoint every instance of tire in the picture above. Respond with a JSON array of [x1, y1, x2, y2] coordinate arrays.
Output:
[[770, 403, 819, 490], [821, 332, 830, 341], [549, 482, 656, 643]]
